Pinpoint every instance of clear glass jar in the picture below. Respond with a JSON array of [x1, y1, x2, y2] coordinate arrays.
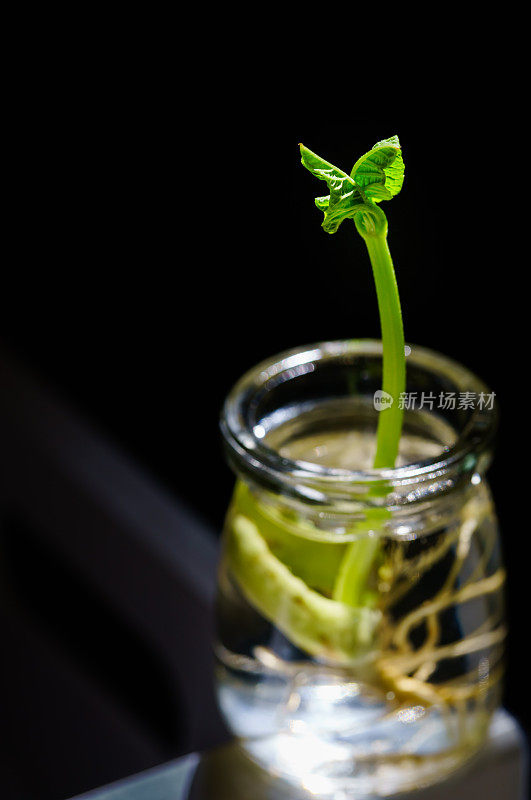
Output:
[[215, 340, 504, 798]]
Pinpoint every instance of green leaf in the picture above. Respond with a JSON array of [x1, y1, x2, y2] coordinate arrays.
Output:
[[350, 135, 404, 202], [300, 138, 404, 232], [300, 144, 364, 233]]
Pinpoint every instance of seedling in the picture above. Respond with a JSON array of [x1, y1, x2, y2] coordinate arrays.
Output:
[[300, 137, 405, 608], [224, 138, 503, 705]]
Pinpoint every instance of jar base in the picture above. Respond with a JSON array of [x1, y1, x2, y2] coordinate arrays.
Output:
[[244, 737, 485, 797], [217, 663, 491, 798]]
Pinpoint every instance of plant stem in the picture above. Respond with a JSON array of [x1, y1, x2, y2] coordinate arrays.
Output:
[[333, 205, 405, 607], [363, 228, 405, 468]]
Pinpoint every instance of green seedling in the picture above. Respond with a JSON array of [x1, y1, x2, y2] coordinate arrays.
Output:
[[225, 136, 406, 662], [300, 136, 406, 607]]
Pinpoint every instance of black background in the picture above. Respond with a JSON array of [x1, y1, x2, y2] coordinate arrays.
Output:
[[2, 60, 529, 788]]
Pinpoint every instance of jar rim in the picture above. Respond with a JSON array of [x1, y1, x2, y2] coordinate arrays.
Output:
[[220, 340, 498, 504]]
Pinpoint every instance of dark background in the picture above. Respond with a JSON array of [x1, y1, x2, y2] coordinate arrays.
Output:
[[1, 68, 528, 797]]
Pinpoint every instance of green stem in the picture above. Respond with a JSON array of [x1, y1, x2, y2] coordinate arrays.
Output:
[[333, 204, 405, 607], [363, 222, 405, 468]]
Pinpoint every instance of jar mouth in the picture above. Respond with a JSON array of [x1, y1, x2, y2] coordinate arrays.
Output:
[[220, 340, 498, 505]]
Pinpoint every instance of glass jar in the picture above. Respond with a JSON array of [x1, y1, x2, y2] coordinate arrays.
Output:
[[215, 340, 504, 798]]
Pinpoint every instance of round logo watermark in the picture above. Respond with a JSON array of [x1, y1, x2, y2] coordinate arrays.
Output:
[[373, 390, 394, 411]]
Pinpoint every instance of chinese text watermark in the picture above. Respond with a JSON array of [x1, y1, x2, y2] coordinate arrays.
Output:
[[373, 391, 496, 411]]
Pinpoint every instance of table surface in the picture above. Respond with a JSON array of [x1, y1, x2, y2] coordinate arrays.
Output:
[[73, 710, 528, 800]]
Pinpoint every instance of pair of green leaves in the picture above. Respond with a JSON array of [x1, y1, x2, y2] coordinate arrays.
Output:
[[300, 135, 405, 233]]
